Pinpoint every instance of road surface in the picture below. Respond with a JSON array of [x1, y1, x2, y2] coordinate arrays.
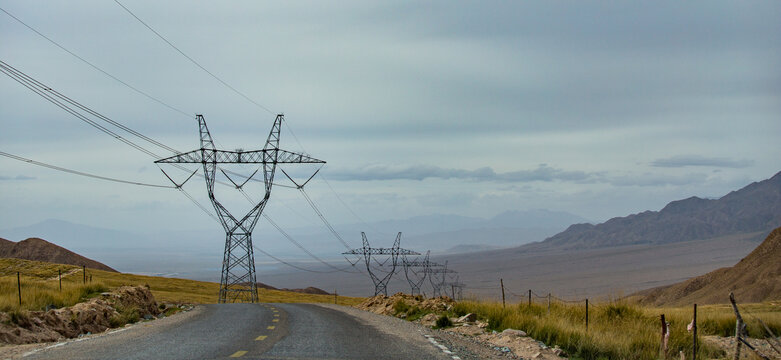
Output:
[[23, 303, 453, 360]]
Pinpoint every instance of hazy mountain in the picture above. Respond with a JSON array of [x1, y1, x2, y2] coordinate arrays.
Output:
[[0, 208, 587, 281], [0, 237, 116, 272], [637, 226, 781, 305], [535, 171, 781, 249]]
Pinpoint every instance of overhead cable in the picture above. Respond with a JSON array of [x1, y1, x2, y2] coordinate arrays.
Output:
[[262, 213, 359, 273], [0, 6, 191, 118], [0, 150, 173, 188], [299, 188, 353, 250], [114, 0, 274, 115], [0, 61, 162, 158], [253, 245, 358, 274]]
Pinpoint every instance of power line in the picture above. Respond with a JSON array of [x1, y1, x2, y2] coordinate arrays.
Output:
[[0, 6, 191, 118], [0, 61, 163, 158], [114, 0, 274, 115], [299, 188, 353, 250], [262, 213, 358, 273], [0, 150, 173, 188], [253, 244, 357, 274], [318, 169, 389, 235]]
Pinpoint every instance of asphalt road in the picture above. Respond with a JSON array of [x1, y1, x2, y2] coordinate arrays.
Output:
[[24, 303, 451, 360]]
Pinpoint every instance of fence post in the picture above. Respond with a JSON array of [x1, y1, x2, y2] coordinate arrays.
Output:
[[547, 293, 551, 315], [59, 269, 62, 291], [500, 279, 505, 308], [528, 289, 531, 307], [89, 274, 92, 283], [586, 298, 589, 331], [692, 303, 697, 360], [334, 289, 337, 305], [660, 314, 667, 359], [17, 272, 22, 306], [729, 293, 743, 360], [83, 265, 86, 284]]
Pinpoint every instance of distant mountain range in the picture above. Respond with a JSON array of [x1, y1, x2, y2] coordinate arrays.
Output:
[[0, 237, 116, 272], [535, 171, 781, 250], [0, 209, 587, 281], [637, 226, 781, 305]]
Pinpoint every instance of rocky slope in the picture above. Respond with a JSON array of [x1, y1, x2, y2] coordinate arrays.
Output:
[[536, 171, 781, 249], [0, 285, 159, 344], [638, 226, 781, 305], [0, 237, 116, 272]]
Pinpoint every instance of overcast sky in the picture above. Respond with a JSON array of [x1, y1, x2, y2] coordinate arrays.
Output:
[[1, 1, 779, 238]]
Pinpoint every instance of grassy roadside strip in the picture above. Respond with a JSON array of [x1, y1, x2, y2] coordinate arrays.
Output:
[[449, 299, 781, 360], [0, 258, 364, 312]]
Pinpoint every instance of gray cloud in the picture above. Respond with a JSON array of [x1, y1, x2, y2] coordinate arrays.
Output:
[[651, 155, 754, 168], [330, 164, 711, 188], [329, 164, 595, 183], [0, 175, 36, 181]]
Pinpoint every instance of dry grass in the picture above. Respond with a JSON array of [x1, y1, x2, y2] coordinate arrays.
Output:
[[453, 298, 781, 360], [0, 258, 364, 312]]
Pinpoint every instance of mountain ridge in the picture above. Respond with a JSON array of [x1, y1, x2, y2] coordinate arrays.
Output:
[[0, 237, 117, 272], [637, 226, 781, 305], [534, 171, 781, 250]]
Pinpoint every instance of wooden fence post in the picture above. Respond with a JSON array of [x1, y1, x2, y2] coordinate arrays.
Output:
[[692, 303, 697, 360], [500, 279, 505, 308], [660, 314, 667, 359], [82, 265, 86, 284], [586, 298, 589, 331], [17, 272, 22, 306], [730, 292, 743, 360], [528, 289, 531, 307], [547, 293, 551, 315], [58, 269, 62, 291]]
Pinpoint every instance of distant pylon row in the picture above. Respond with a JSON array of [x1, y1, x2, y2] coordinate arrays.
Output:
[[342, 232, 463, 298]]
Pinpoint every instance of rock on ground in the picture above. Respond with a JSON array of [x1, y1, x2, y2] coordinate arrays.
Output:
[[354, 292, 455, 316]]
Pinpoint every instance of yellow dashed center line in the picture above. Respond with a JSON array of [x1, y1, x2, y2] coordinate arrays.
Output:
[[267, 325, 276, 330], [273, 314, 279, 317], [229, 350, 248, 357], [272, 319, 279, 322], [255, 335, 268, 341]]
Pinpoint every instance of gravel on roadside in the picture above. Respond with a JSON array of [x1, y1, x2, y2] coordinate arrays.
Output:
[[315, 303, 520, 360]]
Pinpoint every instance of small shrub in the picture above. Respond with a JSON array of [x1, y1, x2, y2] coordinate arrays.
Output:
[[393, 300, 410, 315], [109, 304, 140, 328], [435, 315, 452, 328]]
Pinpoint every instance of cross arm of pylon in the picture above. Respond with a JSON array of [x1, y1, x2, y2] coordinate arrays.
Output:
[[154, 149, 325, 164], [342, 248, 420, 256], [428, 268, 457, 274]]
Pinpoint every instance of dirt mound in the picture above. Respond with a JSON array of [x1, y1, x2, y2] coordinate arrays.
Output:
[[639, 227, 781, 305], [355, 293, 455, 316], [0, 285, 159, 344], [0, 237, 116, 272]]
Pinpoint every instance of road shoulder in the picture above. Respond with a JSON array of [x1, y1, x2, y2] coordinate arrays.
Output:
[[313, 303, 513, 360]]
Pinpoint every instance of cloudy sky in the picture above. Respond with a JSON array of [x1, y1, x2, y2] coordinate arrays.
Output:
[[1, 1, 779, 237]]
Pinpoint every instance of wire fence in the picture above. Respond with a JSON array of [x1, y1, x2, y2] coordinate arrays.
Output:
[[3, 265, 98, 310]]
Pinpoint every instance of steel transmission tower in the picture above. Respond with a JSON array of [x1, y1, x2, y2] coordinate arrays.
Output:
[[156, 114, 324, 303], [343, 232, 419, 296], [447, 275, 465, 300], [402, 250, 430, 296], [428, 261, 456, 298]]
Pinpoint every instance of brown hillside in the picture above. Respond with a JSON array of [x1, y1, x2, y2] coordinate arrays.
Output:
[[638, 227, 781, 305], [0, 237, 116, 272]]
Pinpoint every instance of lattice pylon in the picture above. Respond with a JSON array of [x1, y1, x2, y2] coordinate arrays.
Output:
[[156, 114, 324, 303], [402, 250, 430, 296], [342, 232, 419, 296]]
